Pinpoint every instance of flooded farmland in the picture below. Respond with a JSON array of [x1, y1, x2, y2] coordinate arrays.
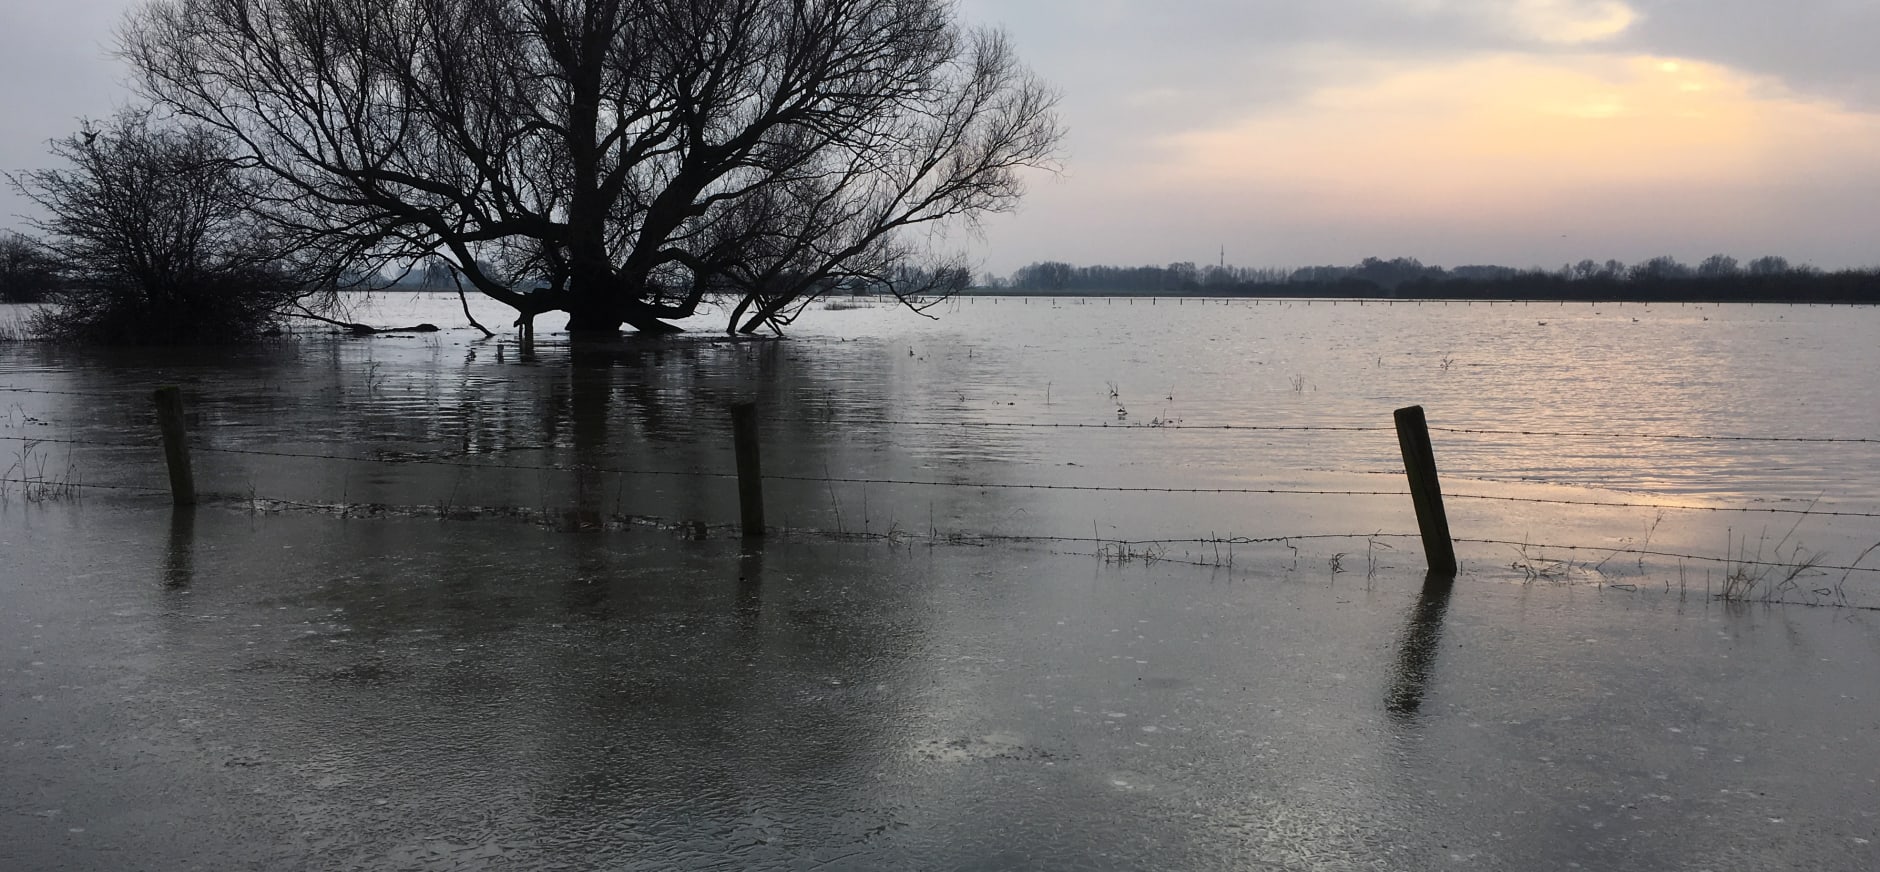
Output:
[[4, 296, 1878, 869]]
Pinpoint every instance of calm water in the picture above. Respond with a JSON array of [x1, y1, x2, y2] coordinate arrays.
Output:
[[5, 296, 1880, 870], [3, 294, 1878, 597]]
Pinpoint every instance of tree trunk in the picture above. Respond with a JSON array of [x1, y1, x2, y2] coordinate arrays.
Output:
[[563, 295, 688, 337], [739, 295, 798, 334], [563, 303, 624, 339], [726, 293, 758, 334]]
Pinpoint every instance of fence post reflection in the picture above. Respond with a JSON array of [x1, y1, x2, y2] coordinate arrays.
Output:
[[163, 507, 196, 589], [737, 550, 765, 632], [1385, 572, 1455, 720]]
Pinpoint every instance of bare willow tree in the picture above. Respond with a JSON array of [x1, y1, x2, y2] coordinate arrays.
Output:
[[7, 109, 307, 343], [123, 0, 1062, 337]]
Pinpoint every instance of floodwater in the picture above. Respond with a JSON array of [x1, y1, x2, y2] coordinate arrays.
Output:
[[6, 294, 1878, 596], [3, 295, 1879, 869]]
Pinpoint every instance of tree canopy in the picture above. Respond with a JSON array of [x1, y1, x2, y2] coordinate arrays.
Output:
[[124, 0, 1063, 336], [8, 110, 307, 343]]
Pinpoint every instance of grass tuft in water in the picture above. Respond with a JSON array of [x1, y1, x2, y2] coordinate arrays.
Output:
[[1, 438, 78, 503]]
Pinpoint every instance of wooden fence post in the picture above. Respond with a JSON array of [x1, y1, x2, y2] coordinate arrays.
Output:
[[1394, 405, 1456, 576], [731, 403, 765, 539], [151, 387, 196, 507]]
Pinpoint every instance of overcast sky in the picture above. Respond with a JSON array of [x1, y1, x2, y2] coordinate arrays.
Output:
[[4, 0, 1877, 274]]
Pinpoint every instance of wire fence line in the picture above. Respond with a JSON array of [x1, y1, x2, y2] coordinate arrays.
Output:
[[1428, 426, 1880, 445], [775, 416, 1880, 445], [8, 389, 1880, 588], [4, 431, 1880, 520], [1440, 493, 1880, 519], [6, 386, 1880, 445], [0, 387, 132, 399], [771, 417, 1398, 434], [13, 473, 1878, 579], [1454, 537, 1880, 577], [0, 477, 167, 494]]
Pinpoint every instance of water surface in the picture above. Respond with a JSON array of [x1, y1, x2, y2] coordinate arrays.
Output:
[[4, 296, 1879, 869]]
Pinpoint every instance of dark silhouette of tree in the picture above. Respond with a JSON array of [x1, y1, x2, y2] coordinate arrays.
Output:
[[1165, 261, 1199, 291], [1449, 264, 1518, 282], [1201, 264, 1239, 287], [124, 0, 1062, 337], [1697, 254, 1741, 278], [7, 110, 308, 343], [1012, 261, 1074, 291], [419, 257, 456, 290], [1628, 256, 1693, 281], [1747, 255, 1792, 276], [0, 232, 62, 304], [1351, 256, 1442, 289]]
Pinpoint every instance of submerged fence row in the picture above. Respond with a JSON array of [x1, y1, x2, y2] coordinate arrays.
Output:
[[5, 385, 1880, 593], [10, 471, 1880, 583], [7, 386, 1880, 444], [7, 430, 1880, 520]]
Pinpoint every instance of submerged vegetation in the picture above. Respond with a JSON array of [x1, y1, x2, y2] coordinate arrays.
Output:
[[3, 0, 1062, 345], [6, 110, 319, 344], [0, 437, 78, 503], [120, 0, 1062, 337]]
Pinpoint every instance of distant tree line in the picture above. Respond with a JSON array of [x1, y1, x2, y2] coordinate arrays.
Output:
[[990, 255, 1880, 303]]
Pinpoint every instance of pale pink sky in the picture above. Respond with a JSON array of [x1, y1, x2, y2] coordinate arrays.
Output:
[[4, 1, 1878, 274]]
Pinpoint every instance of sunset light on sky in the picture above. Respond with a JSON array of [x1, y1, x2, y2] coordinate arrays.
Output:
[[3, 0, 1877, 273]]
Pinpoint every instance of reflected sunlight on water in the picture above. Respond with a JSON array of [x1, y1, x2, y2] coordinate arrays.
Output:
[[3, 294, 1876, 595]]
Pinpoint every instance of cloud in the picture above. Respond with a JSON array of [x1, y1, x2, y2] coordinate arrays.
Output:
[[951, 1, 1880, 270], [965, 1, 1879, 119], [1619, 0, 1880, 110], [1150, 53, 1800, 198], [6, 0, 1879, 272], [1500, 0, 1638, 43], [977, 49, 1880, 269]]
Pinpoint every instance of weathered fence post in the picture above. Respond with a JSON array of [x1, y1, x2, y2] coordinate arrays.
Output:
[[731, 403, 765, 539], [1394, 405, 1456, 576], [151, 387, 196, 507]]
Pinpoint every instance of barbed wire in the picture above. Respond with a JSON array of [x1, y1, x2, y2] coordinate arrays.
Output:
[[4, 431, 1880, 518], [8, 384, 1879, 445], [0, 477, 167, 494], [773, 416, 1880, 443], [1441, 492, 1880, 519], [764, 471, 1405, 497], [0, 434, 158, 450], [9, 478, 1877, 581], [0, 386, 141, 399], [1430, 426, 1879, 444], [768, 417, 1395, 433], [1456, 537, 1880, 576]]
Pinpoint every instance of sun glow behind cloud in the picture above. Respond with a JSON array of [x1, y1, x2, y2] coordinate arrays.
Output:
[[954, 1, 1880, 270], [1147, 52, 1880, 226], [1503, 0, 1636, 44]]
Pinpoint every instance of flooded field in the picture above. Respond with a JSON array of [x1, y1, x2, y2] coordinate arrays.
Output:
[[4, 296, 1879, 868], [5, 294, 1877, 597]]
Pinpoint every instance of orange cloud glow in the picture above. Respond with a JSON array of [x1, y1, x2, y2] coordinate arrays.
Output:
[[1148, 53, 1880, 222]]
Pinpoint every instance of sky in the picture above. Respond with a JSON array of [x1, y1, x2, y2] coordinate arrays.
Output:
[[3, 1, 1877, 275]]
